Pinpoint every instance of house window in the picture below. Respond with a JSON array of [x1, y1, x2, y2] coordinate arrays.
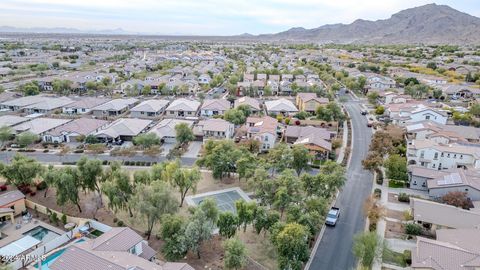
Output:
[[432, 164, 436, 168], [413, 181, 417, 185], [129, 247, 135, 254], [141, 111, 144, 115], [447, 153, 450, 158], [434, 153, 438, 159], [420, 151, 425, 158], [425, 115, 430, 120], [454, 154, 456, 158], [460, 155, 463, 159], [441, 153, 444, 157]]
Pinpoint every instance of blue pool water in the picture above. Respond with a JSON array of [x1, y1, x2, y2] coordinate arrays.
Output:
[[23, 226, 60, 243], [35, 239, 86, 270]]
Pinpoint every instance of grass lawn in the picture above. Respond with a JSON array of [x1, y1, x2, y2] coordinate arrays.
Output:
[[388, 180, 406, 188], [383, 248, 406, 267]]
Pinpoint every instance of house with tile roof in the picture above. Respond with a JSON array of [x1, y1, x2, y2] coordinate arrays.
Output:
[[200, 99, 230, 117], [295, 93, 329, 114], [148, 119, 194, 143], [246, 116, 279, 152], [193, 119, 234, 142], [165, 98, 201, 118], [94, 118, 152, 142], [91, 98, 139, 117], [50, 227, 193, 270], [234, 96, 261, 114], [62, 97, 111, 115], [265, 98, 298, 116], [130, 99, 170, 119], [43, 118, 109, 143]]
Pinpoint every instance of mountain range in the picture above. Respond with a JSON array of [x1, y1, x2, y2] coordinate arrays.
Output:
[[1, 4, 479, 44], [254, 4, 480, 44]]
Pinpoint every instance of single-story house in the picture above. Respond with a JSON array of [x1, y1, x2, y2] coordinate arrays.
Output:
[[94, 118, 152, 142], [23, 96, 75, 115], [165, 98, 200, 118], [62, 97, 111, 115], [13, 117, 72, 136], [265, 98, 298, 116], [91, 98, 139, 117], [0, 190, 25, 218], [130, 99, 170, 118], [43, 118, 110, 143], [200, 99, 230, 117], [234, 96, 261, 114], [0, 115, 29, 128], [148, 119, 194, 143]]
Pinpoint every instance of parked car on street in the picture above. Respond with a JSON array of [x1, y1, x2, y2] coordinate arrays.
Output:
[[325, 207, 340, 226]]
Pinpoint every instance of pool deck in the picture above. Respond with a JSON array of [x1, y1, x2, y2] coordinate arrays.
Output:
[[0, 217, 65, 248]]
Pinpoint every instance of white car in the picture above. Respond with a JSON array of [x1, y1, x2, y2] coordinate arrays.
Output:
[[325, 207, 340, 226]]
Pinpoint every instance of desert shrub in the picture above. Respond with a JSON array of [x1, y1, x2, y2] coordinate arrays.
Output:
[[117, 220, 124, 226], [405, 223, 422, 235], [374, 188, 382, 198], [403, 250, 412, 265], [398, 193, 410, 203]]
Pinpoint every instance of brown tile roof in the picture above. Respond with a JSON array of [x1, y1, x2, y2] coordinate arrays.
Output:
[[285, 125, 332, 141], [0, 190, 25, 207]]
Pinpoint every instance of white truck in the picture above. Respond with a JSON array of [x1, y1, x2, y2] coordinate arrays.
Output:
[[325, 207, 340, 226]]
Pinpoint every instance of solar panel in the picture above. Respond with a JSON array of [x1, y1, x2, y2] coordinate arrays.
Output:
[[437, 173, 463, 186]]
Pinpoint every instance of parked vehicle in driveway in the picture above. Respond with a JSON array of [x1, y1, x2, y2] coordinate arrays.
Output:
[[325, 207, 340, 226], [361, 110, 367, 115]]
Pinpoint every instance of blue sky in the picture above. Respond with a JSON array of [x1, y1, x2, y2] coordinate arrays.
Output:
[[0, 0, 479, 35]]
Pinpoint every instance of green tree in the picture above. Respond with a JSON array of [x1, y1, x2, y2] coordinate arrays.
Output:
[[426, 62, 438, 70], [161, 214, 188, 261], [384, 154, 408, 182], [196, 140, 242, 179], [469, 103, 480, 117], [292, 145, 312, 176], [217, 212, 239, 238], [235, 151, 256, 181], [267, 143, 293, 175], [353, 231, 383, 269], [76, 157, 104, 201], [102, 162, 135, 217], [0, 126, 12, 147], [133, 133, 160, 149], [316, 102, 345, 122], [133, 170, 152, 186], [23, 82, 40, 96], [16, 132, 39, 147], [1, 154, 43, 187], [236, 200, 257, 232], [272, 223, 310, 270], [84, 135, 99, 144], [223, 238, 247, 270], [130, 181, 179, 239], [170, 166, 201, 207], [185, 201, 217, 258], [367, 92, 379, 105], [175, 123, 195, 145], [375, 106, 385, 115], [224, 109, 246, 125], [55, 167, 82, 212]]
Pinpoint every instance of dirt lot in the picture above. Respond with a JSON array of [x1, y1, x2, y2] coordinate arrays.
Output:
[[387, 209, 405, 221], [385, 220, 406, 239]]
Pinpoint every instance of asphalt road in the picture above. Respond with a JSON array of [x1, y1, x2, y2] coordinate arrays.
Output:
[[308, 96, 373, 270]]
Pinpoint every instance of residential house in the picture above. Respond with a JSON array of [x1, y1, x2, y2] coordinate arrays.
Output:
[[0, 95, 53, 112], [234, 96, 261, 114], [0, 190, 25, 217], [0, 115, 29, 128], [295, 93, 329, 113], [386, 103, 448, 126], [50, 227, 194, 270], [406, 121, 480, 144], [265, 98, 298, 116], [407, 139, 480, 170], [410, 197, 480, 230], [411, 229, 480, 270], [285, 125, 335, 159], [366, 74, 396, 91], [130, 99, 169, 118], [200, 99, 230, 117], [23, 96, 75, 115], [194, 119, 234, 142], [91, 98, 139, 117], [43, 118, 109, 143], [94, 118, 152, 142], [148, 119, 194, 143], [13, 118, 72, 136], [62, 97, 111, 115], [246, 116, 279, 152], [165, 98, 200, 118]]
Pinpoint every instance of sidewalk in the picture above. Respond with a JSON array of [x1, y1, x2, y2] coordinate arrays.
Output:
[[336, 120, 349, 164]]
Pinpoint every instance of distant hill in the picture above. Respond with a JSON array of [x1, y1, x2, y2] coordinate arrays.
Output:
[[0, 26, 135, 35], [256, 4, 480, 44]]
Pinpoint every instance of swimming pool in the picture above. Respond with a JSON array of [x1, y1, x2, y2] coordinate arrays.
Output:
[[35, 239, 85, 270], [23, 226, 60, 243]]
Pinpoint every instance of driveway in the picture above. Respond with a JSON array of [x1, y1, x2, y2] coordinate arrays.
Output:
[[182, 141, 202, 158], [160, 142, 176, 157]]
